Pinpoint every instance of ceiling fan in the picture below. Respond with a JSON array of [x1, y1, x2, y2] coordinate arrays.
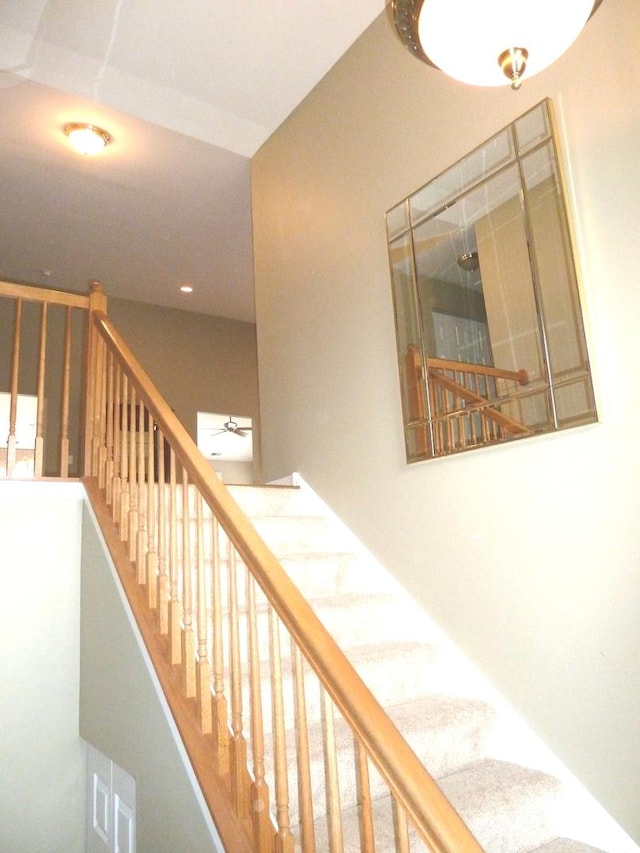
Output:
[[209, 416, 253, 438]]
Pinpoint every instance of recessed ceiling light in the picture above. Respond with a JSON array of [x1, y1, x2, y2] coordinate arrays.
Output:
[[63, 122, 112, 155], [180, 285, 193, 293]]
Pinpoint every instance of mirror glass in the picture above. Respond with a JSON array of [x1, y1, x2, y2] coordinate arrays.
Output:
[[386, 100, 597, 462]]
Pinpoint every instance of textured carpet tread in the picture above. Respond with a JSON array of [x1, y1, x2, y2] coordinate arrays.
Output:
[[439, 759, 562, 853], [529, 841, 610, 853]]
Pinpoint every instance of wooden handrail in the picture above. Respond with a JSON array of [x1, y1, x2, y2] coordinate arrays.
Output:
[[88, 310, 484, 852], [0, 279, 92, 478], [403, 346, 531, 458], [427, 357, 529, 387], [0, 279, 89, 309], [427, 368, 530, 436]]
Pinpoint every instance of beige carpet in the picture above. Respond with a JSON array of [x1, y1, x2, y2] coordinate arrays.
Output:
[[226, 481, 635, 853]]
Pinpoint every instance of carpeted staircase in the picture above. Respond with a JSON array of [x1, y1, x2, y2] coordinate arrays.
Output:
[[226, 478, 636, 853]]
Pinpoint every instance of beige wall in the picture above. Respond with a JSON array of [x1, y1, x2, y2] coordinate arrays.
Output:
[[251, 0, 640, 841], [80, 504, 224, 853], [108, 297, 262, 480]]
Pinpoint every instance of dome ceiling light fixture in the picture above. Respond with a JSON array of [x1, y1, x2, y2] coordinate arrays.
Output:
[[392, 0, 603, 90], [63, 122, 112, 155], [457, 251, 480, 273]]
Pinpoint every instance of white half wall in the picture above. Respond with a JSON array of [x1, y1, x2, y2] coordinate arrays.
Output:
[[251, 0, 640, 840], [0, 481, 86, 853]]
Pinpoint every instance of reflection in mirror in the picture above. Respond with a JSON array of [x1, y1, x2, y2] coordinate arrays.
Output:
[[386, 100, 597, 462]]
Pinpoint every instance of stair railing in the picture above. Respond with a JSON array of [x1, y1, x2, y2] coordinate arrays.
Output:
[[0, 279, 102, 479], [404, 345, 531, 458], [427, 357, 531, 455], [84, 304, 485, 852]]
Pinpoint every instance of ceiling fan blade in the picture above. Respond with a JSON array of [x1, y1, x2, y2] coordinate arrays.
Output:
[[234, 428, 249, 437]]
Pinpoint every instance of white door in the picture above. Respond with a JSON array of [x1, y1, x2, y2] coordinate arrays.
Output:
[[87, 744, 136, 853]]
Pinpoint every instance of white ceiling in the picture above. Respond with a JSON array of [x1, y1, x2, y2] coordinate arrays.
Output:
[[0, 0, 387, 322]]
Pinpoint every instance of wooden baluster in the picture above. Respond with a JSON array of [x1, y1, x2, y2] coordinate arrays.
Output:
[[476, 374, 486, 439], [354, 739, 375, 853], [468, 374, 479, 447], [292, 642, 316, 853], [457, 383, 467, 450], [471, 373, 486, 443], [59, 306, 72, 478], [270, 609, 293, 852], [119, 375, 130, 539], [211, 516, 229, 776], [127, 388, 138, 561], [111, 366, 122, 523], [447, 391, 456, 451], [136, 402, 148, 584], [169, 449, 182, 666], [34, 302, 47, 477], [229, 547, 250, 817], [391, 798, 410, 853], [465, 372, 474, 445], [104, 352, 115, 503], [146, 414, 158, 609], [88, 322, 101, 478], [428, 385, 440, 458], [156, 429, 169, 634], [492, 376, 502, 440], [181, 470, 196, 697], [247, 572, 272, 850], [474, 375, 484, 445], [459, 408, 468, 451], [436, 385, 443, 448], [7, 298, 21, 476], [195, 493, 212, 733], [84, 281, 107, 476], [321, 686, 343, 853], [95, 334, 107, 486], [442, 386, 449, 448]]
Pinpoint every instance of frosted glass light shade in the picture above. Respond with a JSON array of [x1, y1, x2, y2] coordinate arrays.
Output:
[[395, 0, 601, 88], [63, 123, 112, 155]]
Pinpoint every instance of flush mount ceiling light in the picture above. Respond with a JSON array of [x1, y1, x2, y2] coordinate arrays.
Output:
[[457, 251, 480, 273], [392, 0, 603, 90], [63, 122, 112, 155]]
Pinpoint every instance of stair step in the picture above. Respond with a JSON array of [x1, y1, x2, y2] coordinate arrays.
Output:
[[343, 641, 445, 708], [392, 696, 496, 780], [159, 479, 629, 851], [439, 759, 563, 853], [247, 641, 444, 733], [280, 551, 393, 597], [250, 513, 355, 556], [529, 841, 609, 853], [229, 484, 320, 517], [298, 758, 564, 853], [308, 592, 441, 648], [264, 694, 496, 822]]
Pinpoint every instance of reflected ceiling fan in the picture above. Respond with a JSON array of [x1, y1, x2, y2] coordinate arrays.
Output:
[[209, 416, 253, 439]]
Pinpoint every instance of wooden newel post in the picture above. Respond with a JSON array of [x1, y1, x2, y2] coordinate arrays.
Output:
[[82, 280, 108, 477]]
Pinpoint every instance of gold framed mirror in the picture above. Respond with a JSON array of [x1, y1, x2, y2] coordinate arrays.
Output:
[[386, 99, 597, 462]]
